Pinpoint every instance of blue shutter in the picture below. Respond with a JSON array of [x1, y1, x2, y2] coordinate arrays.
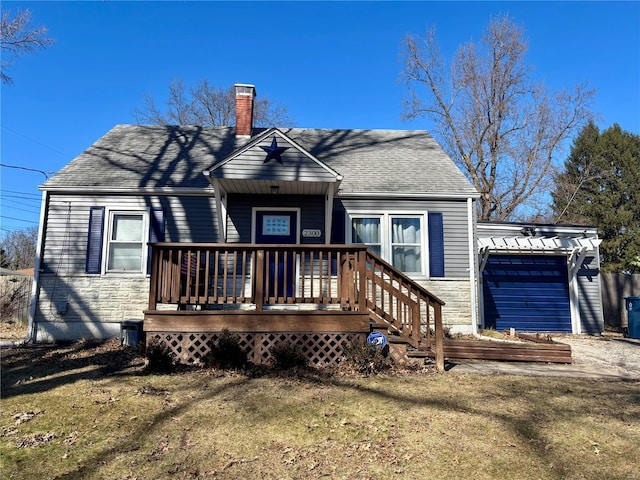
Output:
[[86, 207, 105, 274], [331, 207, 345, 244], [147, 208, 165, 274], [428, 212, 445, 277]]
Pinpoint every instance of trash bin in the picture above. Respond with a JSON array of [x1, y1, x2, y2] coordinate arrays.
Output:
[[120, 320, 143, 347], [624, 296, 640, 339]]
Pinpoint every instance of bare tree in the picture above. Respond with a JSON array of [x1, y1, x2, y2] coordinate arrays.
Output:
[[401, 15, 594, 221], [0, 226, 38, 270], [1, 8, 54, 85], [134, 79, 294, 127]]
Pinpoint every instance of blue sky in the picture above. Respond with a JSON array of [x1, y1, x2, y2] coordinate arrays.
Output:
[[1, 1, 639, 235]]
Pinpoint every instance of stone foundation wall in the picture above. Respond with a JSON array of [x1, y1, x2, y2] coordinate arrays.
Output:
[[419, 279, 474, 334], [32, 274, 475, 342], [34, 274, 150, 342]]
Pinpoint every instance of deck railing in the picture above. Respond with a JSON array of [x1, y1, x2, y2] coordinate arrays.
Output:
[[148, 243, 444, 370], [364, 251, 445, 363], [148, 243, 367, 311]]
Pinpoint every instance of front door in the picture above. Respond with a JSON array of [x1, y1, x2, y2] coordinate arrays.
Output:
[[255, 210, 298, 298]]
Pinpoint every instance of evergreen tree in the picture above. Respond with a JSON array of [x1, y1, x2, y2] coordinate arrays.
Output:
[[553, 122, 640, 272]]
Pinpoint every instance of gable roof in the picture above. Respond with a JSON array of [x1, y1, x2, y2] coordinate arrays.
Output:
[[42, 124, 478, 196], [205, 128, 342, 195]]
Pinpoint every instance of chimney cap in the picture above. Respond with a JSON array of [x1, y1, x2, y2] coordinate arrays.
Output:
[[235, 83, 256, 96]]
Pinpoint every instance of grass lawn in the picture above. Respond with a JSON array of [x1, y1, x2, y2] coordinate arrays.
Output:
[[1, 339, 639, 480]]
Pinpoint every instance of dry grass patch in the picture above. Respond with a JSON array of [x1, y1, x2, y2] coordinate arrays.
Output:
[[1, 340, 639, 479], [0, 320, 27, 341]]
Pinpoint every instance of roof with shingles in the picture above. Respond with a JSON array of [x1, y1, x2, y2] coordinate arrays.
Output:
[[42, 125, 478, 196]]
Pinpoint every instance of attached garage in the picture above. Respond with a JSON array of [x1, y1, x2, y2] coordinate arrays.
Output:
[[477, 222, 604, 335], [482, 254, 571, 333]]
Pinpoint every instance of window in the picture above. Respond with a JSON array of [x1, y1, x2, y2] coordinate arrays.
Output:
[[86, 207, 164, 275], [351, 216, 381, 257], [349, 212, 441, 277], [391, 216, 422, 274], [107, 212, 146, 272]]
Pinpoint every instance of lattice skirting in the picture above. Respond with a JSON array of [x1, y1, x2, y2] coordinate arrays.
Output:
[[146, 332, 367, 366]]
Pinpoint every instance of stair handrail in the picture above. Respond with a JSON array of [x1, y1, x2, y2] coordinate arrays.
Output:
[[364, 250, 445, 371]]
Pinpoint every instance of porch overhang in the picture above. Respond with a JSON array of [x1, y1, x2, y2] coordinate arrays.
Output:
[[203, 177, 340, 196], [202, 128, 343, 242]]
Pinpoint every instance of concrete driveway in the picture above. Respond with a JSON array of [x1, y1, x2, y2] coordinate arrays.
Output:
[[448, 335, 640, 379]]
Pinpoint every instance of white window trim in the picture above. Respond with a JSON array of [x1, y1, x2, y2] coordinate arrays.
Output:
[[346, 211, 428, 278], [102, 208, 150, 275], [390, 214, 425, 276]]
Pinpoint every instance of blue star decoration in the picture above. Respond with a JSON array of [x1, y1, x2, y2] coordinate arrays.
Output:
[[260, 136, 289, 164]]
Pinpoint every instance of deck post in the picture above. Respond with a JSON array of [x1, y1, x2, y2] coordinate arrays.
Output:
[[411, 304, 420, 346], [255, 249, 264, 311], [148, 246, 158, 310], [357, 250, 367, 311], [434, 302, 445, 373]]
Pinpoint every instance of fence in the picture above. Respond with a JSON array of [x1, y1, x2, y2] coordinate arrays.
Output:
[[0, 275, 32, 325], [601, 273, 640, 329]]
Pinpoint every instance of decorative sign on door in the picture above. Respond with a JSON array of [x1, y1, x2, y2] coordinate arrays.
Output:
[[262, 215, 291, 236]]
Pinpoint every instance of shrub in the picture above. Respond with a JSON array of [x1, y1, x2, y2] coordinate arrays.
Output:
[[270, 341, 308, 370], [144, 338, 176, 373], [342, 338, 390, 375], [203, 329, 248, 369]]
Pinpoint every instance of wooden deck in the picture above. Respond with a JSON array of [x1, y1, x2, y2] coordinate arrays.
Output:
[[144, 309, 370, 333], [145, 243, 446, 370]]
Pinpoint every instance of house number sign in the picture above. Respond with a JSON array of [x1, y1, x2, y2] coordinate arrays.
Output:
[[302, 229, 322, 238]]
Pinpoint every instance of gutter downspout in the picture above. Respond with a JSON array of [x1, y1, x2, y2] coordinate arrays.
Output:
[[24, 190, 49, 344], [467, 197, 479, 337]]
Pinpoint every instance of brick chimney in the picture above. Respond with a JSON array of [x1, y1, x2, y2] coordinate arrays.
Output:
[[235, 83, 256, 137]]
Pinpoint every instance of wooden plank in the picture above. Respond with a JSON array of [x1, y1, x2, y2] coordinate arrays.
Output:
[[509, 332, 557, 344], [444, 339, 571, 351], [143, 310, 370, 333], [426, 339, 573, 364], [254, 250, 264, 311], [434, 303, 445, 372], [148, 248, 159, 310]]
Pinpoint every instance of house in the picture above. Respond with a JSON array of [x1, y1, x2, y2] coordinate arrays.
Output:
[[477, 222, 604, 335], [27, 84, 479, 365], [27, 83, 604, 366]]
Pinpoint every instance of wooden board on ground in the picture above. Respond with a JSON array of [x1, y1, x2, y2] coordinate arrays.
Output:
[[416, 338, 572, 364]]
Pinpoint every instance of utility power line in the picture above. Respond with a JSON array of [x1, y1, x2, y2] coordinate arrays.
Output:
[[0, 215, 38, 224]]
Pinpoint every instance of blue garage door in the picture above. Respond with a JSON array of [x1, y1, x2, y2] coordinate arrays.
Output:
[[483, 255, 571, 333]]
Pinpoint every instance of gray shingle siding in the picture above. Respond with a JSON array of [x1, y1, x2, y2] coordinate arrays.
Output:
[[578, 256, 604, 334], [41, 194, 219, 275]]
